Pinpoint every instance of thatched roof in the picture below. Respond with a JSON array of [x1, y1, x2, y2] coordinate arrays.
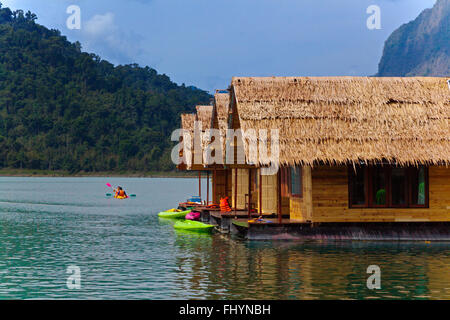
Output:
[[213, 91, 231, 162], [194, 105, 214, 166], [180, 113, 196, 168], [181, 113, 195, 132], [195, 105, 213, 131], [214, 91, 230, 129], [231, 76, 450, 166]]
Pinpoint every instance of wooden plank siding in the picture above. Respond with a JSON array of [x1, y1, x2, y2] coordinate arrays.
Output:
[[213, 169, 229, 203], [226, 169, 233, 200], [260, 174, 278, 214], [310, 165, 450, 222], [232, 168, 249, 209], [303, 166, 313, 222], [290, 197, 304, 221], [281, 196, 290, 216]]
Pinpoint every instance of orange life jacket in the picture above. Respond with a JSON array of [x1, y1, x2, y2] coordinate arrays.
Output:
[[116, 190, 126, 197], [220, 197, 231, 212]]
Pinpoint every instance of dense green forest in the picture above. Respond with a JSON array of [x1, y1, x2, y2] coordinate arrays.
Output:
[[0, 4, 211, 173]]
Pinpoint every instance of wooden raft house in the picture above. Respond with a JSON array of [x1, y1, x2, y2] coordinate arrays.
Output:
[[177, 98, 234, 219], [177, 76, 450, 240], [178, 106, 213, 206]]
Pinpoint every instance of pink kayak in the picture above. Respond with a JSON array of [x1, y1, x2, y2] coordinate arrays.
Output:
[[185, 211, 201, 221]]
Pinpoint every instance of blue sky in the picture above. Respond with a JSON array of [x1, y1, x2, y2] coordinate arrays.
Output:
[[2, 0, 437, 92]]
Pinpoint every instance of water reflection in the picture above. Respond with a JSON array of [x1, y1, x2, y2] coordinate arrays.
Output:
[[1, 177, 449, 300], [171, 235, 450, 300]]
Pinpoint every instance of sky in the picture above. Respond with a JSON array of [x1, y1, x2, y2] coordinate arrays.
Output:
[[1, 0, 437, 92]]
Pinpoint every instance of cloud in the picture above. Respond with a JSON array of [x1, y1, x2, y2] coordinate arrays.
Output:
[[84, 12, 116, 37], [1, 0, 20, 9], [81, 12, 146, 65]]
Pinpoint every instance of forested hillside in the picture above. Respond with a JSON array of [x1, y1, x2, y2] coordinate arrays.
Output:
[[0, 5, 211, 173]]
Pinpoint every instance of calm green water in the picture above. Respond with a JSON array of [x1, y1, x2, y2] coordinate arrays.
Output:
[[0, 177, 449, 300]]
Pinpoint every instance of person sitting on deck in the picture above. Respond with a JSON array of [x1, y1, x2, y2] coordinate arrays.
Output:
[[220, 196, 231, 212], [114, 186, 128, 198]]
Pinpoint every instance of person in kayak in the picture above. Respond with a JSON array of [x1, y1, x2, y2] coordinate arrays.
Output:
[[114, 186, 128, 198]]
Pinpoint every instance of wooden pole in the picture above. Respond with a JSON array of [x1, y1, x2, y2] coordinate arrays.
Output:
[[248, 168, 252, 218], [225, 169, 228, 199], [234, 168, 237, 218], [206, 171, 210, 205], [198, 171, 201, 199], [212, 167, 216, 203], [303, 166, 313, 222], [259, 169, 262, 215], [277, 169, 282, 223]]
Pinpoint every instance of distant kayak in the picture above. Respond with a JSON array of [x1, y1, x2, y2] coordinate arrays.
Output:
[[158, 209, 190, 219], [173, 220, 214, 233], [106, 194, 136, 198]]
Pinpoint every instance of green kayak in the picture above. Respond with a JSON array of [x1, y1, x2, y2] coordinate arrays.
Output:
[[158, 210, 190, 219], [173, 220, 214, 233]]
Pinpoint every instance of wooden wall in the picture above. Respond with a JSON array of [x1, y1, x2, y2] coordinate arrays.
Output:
[[213, 169, 229, 203], [290, 197, 304, 220], [289, 166, 312, 221], [281, 195, 290, 216], [226, 169, 233, 200], [232, 168, 248, 209], [250, 168, 258, 212], [310, 165, 450, 222], [260, 173, 278, 214]]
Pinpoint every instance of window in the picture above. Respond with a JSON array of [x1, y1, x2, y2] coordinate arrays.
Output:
[[290, 166, 302, 197], [280, 166, 302, 197], [349, 165, 428, 208], [410, 166, 427, 207], [371, 167, 386, 206], [349, 166, 367, 207], [252, 168, 258, 191], [280, 167, 290, 197], [391, 168, 407, 207]]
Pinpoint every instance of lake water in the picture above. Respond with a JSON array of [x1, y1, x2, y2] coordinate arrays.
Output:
[[0, 177, 449, 300]]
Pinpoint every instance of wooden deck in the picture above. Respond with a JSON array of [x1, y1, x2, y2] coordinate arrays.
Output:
[[174, 201, 450, 241], [210, 210, 264, 218], [229, 220, 450, 241]]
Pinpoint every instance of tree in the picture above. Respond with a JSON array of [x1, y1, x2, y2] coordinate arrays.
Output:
[[0, 5, 211, 173]]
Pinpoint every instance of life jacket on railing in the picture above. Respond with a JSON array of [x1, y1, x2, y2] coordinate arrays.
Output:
[[220, 197, 231, 212]]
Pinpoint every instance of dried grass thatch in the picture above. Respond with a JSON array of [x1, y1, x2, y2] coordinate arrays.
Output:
[[181, 113, 196, 132], [196, 105, 213, 131], [195, 105, 214, 165], [180, 113, 196, 168], [231, 76, 450, 166], [213, 91, 231, 162]]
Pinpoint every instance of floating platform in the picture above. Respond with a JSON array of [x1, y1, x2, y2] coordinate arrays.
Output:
[[207, 210, 278, 233], [172, 203, 450, 241], [230, 220, 450, 241]]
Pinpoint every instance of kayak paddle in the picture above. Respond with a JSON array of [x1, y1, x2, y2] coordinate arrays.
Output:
[[106, 183, 135, 197]]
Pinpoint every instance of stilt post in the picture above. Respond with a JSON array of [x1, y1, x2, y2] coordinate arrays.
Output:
[[277, 169, 282, 223], [206, 171, 210, 205], [248, 168, 252, 218]]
